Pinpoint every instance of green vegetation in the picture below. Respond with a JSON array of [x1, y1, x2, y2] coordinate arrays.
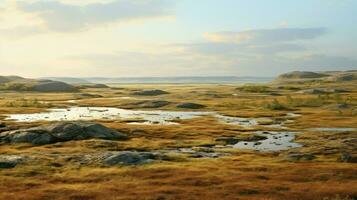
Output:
[[5, 98, 52, 108], [238, 85, 272, 93]]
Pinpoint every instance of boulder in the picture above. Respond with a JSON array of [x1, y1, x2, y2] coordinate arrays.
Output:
[[0, 122, 128, 145], [0, 155, 25, 168], [78, 84, 109, 89], [283, 153, 316, 162], [103, 151, 162, 166], [340, 152, 357, 163], [176, 103, 206, 109], [121, 100, 171, 109], [131, 89, 169, 96], [76, 93, 103, 98], [216, 137, 239, 145]]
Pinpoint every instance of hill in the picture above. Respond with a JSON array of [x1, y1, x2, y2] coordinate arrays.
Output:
[[0, 76, 78, 92]]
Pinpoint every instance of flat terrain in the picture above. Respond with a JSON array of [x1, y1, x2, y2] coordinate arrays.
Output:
[[0, 80, 356, 200]]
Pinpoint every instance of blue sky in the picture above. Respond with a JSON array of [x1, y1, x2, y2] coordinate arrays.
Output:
[[0, 0, 356, 77]]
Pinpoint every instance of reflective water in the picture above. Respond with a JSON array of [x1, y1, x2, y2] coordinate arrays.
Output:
[[5, 107, 300, 129], [233, 131, 302, 151], [5, 107, 211, 125], [308, 128, 357, 132]]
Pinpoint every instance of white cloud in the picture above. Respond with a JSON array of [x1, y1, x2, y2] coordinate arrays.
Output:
[[203, 28, 326, 44], [16, 0, 173, 32]]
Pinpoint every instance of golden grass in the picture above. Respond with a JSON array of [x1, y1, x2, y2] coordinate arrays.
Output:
[[0, 81, 356, 200]]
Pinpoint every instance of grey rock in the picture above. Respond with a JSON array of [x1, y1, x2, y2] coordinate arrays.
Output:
[[132, 90, 169, 96], [176, 102, 206, 109], [122, 100, 171, 109], [104, 151, 161, 166], [216, 137, 239, 145], [0, 122, 128, 145], [76, 93, 103, 98], [284, 153, 316, 162], [340, 152, 357, 163], [0, 155, 24, 168]]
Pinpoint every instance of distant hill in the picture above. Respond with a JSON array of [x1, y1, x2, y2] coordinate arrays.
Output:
[[43, 77, 91, 84], [45, 76, 274, 84], [277, 71, 329, 79], [0, 76, 78, 92], [0, 75, 25, 83], [275, 70, 357, 83]]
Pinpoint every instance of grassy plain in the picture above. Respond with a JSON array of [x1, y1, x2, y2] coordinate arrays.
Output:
[[0, 80, 356, 200]]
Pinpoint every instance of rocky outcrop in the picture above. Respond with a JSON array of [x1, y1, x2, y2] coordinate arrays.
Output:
[[131, 89, 169, 96], [0, 122, 128, 145], [0, 155, 25, 168], [121, 100, 171, 109], [340, 152, 357, 163], [283, 152, 316, 162], [215, 137, 240, 145], [103, 151, 163, 166], [216, 134, 268, 145], [78, 84, 110, 89], [76, 93, 103, 98], [176, 103, 206, 109], [298, 88, 349, 94], [329, 73, 357, 82]]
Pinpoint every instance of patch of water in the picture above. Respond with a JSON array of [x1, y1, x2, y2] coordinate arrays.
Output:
[[308, 128, 357, 132], [5, 107, 211, 125], [215, 114, 288, 129], [233, 131, 302, 151], [4, 106, 301, 129]]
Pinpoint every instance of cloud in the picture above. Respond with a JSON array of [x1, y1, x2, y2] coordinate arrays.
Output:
[[176, 27, 327, 57], [203, 28, 326, 44], [16, 0, 173, 32], [0, 26, 45, 38]]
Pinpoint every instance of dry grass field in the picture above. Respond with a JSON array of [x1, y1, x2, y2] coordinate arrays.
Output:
[[0, 80, 356, 200]]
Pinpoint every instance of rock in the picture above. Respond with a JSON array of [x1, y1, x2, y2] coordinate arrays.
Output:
[[78, 84, 109, 89], [340, 152, 357, 163], [176, 103, 206, 109], [331, 73, 357, 82], [298, 89, 328, 94], [0, 122, 6, 128], [299, 88, 349, 95], [0, 122, 128, 145], [324, 103, 350, 110], [284, 153, 316, 162], [216, 137, 239, 145], [132, 90, 169, 96], [189, 152, 221, 158], [76, 93, 103, 98], [103, 151, 162, 166], [121, 100, 171, 109], [0, 155, 24, 168]]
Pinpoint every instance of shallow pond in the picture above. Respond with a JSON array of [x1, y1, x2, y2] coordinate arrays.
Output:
[[233, 131, 302, 151], [5, 107, 211, 125], [308, 127, 357, 132], [5, 107, 300, 128]]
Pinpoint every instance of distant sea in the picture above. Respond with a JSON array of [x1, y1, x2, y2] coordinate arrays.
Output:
[[44, 76, 275, 84]]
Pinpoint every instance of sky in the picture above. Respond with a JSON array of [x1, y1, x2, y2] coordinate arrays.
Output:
[[0, 0, 356, 78]]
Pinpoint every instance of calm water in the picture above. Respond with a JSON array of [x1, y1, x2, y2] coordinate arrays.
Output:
[[308, 128, 357, 132], [233, 131, 302, 151], [5, 107, 211, 125]]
